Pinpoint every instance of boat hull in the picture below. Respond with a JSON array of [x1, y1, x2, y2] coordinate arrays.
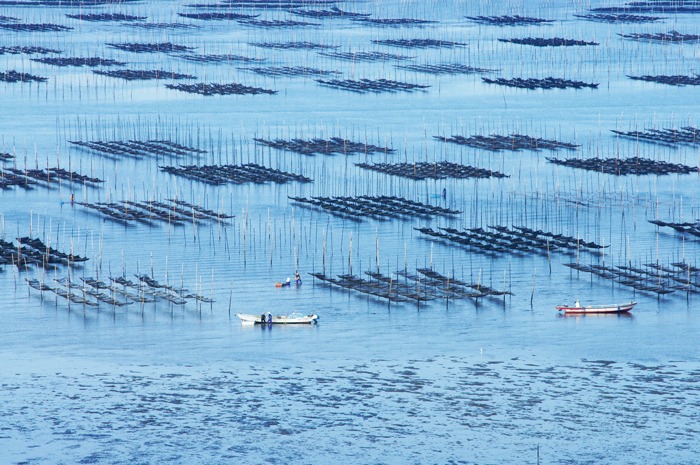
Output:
[[236, 313, 318, 324], [556, 302, 636, 314]]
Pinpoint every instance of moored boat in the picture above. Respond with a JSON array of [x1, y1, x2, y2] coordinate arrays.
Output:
[[236, 312, 319, 325], [556, 300, 636, 314]]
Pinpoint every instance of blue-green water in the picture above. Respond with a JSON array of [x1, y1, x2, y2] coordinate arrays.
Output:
[[1, 1, 700, 463]]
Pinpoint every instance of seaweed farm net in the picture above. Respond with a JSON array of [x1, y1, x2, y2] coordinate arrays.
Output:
[[250, 41, 338, 50], [26, 273, 213, 307], [435, 133, 579, 151], [288, 195, 460, 222], [573, 13, 664, 23], [236, 19, 320, 28], [590, 1, 700, 14], [318, 50, 413, 61], [178, 53, 265, 63], [68, 139, 206, 159], [0, 70, 47, 82], [464, 15, 554, 25], [415, 225, 607, 257], [618, 31, 700, 43], [564, 261, 700, 296], [31, 57, 126, 67], [352, 17, 437, 26], [176, 12, 257, 20], [106, 42, 194, 53], [254, 137, 394, 156], [0, 46, 60, 55], [395, 63, 494, 74], [482, 77, 599, 89], [611, 126, 700, 145], [498, 37, 598, 47], [74, 198, 233, 226], [0, 22, 72, 31], [1, 237, 88, 270], [205, 0, 335, 6], [355, 161, 508, 180], [125, 22, 200, 29], [0, 167, 103, 190], [547, 156, 698, 175], [239, 66, 340, 77], [65, 13, 146, 21], [627, 74, 700, 86], [650, 219, 700, 238], [311, 267, 510, 304], [93, 69, 197, 81], [160, 163, 312, 184], [316, 78, 429, 93], [290, 7, 369, 19], [371, 39, 467, 48], [165, 82, 277, 95]]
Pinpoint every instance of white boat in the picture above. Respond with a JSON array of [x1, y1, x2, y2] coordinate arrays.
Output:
[[556, 300, 636, 314], [236, 312, 319, 325]]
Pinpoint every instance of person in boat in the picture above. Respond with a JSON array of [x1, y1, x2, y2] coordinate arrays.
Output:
[[295, 272, 302, 285], [260, 313, 267, 323], [575, 299, 581, 308], [267, 311, 272, 323], [286, 277, 291, 285]]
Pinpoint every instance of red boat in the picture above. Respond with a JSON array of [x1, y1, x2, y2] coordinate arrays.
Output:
[[556, 300, 636, 314]]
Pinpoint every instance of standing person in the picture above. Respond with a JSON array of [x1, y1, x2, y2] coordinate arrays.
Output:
[[267, 311, 273, 324], [70, 193, 74, 205], [295, 271, 302, 285]]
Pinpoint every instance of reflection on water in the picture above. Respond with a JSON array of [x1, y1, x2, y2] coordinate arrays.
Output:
[[557, 312, 634, 319]]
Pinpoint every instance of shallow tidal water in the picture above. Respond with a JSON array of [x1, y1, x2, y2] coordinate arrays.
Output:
[[1, 0, 700, 463]]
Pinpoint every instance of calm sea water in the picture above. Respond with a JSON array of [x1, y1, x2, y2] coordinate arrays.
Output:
[[2, 0, 700, 463]]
